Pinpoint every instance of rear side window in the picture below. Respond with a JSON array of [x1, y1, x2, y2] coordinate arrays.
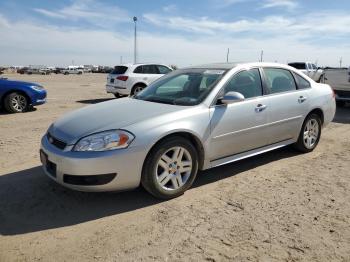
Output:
[[293, 73, 311, 89], [288, 63, 306, 70], [143, 65, 159, 74], [111, 66, 128, 74], [263, 68, 297, 94], [157, 65, 172, 74], [224, 69, 263, 99]]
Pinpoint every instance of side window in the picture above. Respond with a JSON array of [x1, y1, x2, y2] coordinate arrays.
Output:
[[312, 64, 317, 70], [293, 73, 311, 89], [263, 68, 297, 94], [224, 69, 263, 99], [157, 65, 172, 74], [143, 65, 159, 74], [133, 66, 143, 74]]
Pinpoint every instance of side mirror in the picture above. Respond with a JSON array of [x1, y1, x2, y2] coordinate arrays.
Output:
[[219, 91, 245, 105]]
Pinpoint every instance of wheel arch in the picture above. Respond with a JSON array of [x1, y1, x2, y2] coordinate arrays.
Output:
[[144, 131, 205, 171], [307, 108, 324, 125], [1, 89, 32, 106]]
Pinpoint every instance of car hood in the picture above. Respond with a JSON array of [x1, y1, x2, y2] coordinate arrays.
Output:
[[0, 79, 41, 87], [49, 98, 185, 145]]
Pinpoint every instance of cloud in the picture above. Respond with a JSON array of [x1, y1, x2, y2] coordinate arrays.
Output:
[[0, 10, 349, 67], [162, 4, 177, 12], [261, 0, 298, 10], [33, 0, 130, 26], [144, 11, 350, 38]]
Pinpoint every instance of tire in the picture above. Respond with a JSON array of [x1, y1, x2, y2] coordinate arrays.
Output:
[[4, 92, 29, 113], [114, 93, 122, 98], [64, 72, 68, 75], [141, 137, 199, 199], [132, 84, 146, 95], [293, 113, 322, 153], [78, 72, 82, 75]]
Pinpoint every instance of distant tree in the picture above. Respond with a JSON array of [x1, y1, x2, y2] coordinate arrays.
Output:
[[170, 64, 178, 70]]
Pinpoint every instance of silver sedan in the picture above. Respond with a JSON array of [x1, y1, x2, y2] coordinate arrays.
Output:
[[40, 63, 336, 199]]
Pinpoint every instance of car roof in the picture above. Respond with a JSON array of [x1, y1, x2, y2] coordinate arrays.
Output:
[[115, 63, 170, 68], [184, 62, 294, 70]]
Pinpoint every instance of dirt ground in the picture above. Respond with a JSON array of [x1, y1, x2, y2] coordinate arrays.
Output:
[[0, 74, 350, 262]]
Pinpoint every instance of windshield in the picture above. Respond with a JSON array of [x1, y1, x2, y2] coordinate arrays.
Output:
[[134, 69, 227, 106], [111, 66, 128, 75]]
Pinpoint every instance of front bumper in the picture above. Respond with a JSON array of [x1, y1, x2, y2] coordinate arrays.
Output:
[[106, 84, 129, 96], [40, 134, 146, 192], [31, 89, 47, 106]]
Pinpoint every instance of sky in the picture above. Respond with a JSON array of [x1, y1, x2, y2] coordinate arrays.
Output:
[[0, 0, 349, 67]]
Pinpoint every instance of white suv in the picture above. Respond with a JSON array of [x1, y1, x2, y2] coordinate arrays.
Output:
[[106, 63, 172, 97]]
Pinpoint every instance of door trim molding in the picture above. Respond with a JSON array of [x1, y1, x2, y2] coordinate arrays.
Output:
[[213, 115, 302, 140], [210, 138, 295, 168]]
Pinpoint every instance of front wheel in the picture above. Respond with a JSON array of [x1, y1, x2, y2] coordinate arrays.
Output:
[[4, 92, 29, 113], [141, 137, 199, 199], [293, 114, 322, 153]]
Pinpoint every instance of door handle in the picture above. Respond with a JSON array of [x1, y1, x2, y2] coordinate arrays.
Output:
[[298, 96, 307, 103], [255, 104, 267, 112]]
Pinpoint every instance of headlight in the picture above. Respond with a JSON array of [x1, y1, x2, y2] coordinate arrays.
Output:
[[31, 85, 44, 91], [73, 130, 135, 152]]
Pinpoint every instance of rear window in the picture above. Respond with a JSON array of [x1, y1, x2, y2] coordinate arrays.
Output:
[[288, 63, 306, 70], [111, 66, 128, 74]]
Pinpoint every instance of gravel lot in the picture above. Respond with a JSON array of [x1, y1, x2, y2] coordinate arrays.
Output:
[[1, 74, 350, 261]]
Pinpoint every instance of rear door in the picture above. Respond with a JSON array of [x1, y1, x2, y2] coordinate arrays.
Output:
[[142, 65, 161, 84], [261, 67, 311, 144], [209, 68, 270, 160]]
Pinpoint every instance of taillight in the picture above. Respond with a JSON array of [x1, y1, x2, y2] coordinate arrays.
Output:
[[116, 76, 128, 81]]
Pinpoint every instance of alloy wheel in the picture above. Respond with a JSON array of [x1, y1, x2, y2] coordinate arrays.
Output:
[[155, 146, 192, 191], [303, 118, 319, 149], [134, 86, 144, 94], [11, 94, 27, 111]]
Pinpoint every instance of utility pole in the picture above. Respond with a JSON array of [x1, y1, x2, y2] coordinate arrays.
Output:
[[260, 50, 264, 62], [133, 16, 138, 64], [339, 57, 342, 68], [226, 48, 230, 63]]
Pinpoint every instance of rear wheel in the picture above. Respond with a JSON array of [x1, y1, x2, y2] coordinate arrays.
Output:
[[4, 92, 29, 113], [114, 93, 122, 98], [293, 114, 321, 153], [132, 84, 146, 95], [141, 137, 199, 199]]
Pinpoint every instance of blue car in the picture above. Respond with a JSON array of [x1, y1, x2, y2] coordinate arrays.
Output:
[[0, 77, 47, 113]]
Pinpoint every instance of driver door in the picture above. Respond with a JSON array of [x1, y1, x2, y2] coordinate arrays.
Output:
[[208, 68, 270, 161]]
